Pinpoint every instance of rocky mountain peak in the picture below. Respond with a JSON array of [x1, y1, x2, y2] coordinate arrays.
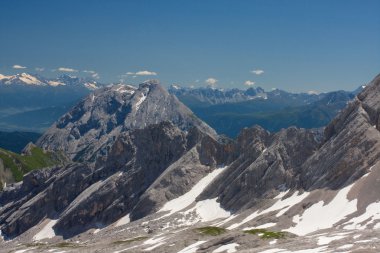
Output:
[[37, 81, 216, 162]]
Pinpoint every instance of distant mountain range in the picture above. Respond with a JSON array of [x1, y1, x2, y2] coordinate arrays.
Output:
[[0, 73, 99, 89], [0, 72, 364, 137], [0, 73, 102, 132], [169, 84, 364, 136]]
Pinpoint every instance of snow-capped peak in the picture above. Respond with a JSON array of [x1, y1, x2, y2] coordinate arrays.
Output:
[[18, 73, 44, 85], [307, 90, 320, 95], [48, 80, 65, 86], [84, 82, 99, 90], [0, 72, 101, 90], [171, 84, 181, 90], [0, 74, 13, 80]]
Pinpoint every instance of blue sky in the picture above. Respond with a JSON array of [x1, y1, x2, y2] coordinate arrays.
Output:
[[1, 0, 379, 92]]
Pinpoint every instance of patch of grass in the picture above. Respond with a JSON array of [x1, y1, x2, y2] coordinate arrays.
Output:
[[243, 228, 287, 239], [195, 226, 227, 236], [23, 242, 46, 248], [0, 146, 63, 182], [112, 236, 148, 245], [53, 242, 80, 248]]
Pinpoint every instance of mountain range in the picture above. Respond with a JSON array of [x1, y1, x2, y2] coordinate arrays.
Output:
[[0, 73, 100, 132], [0, 72, 363, 137], [0, 74, 379, 252], [170, 84, 362, 136]]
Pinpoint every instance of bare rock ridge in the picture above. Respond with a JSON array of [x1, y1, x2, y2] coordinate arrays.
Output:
[[1, 74, 380, 246]]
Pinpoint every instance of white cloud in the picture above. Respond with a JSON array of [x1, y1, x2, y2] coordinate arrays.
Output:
[[83, 70, 96, 74], [244, 80, 255, 86], [35, 67, 44, 72], [13, 64, 27, 69], [135, 70, 157, 76], [251, 69, 264, 75], [205, 78, 218, 86], [57, 67, 78, 72], [124, 70, 157, 76]]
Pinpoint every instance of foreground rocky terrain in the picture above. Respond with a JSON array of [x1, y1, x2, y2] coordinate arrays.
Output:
[[1, 75, 380, 252]]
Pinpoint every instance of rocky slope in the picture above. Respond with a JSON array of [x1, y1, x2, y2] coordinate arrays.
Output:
[[0, 75, 380, 252]]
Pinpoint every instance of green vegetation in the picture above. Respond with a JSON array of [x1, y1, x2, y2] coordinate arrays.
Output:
[[0, 146, 64, 183], [195, 226, 227, 236], [243, 228, 287, 239], [112, 236, 148, 245], [53, 242, 81, 248]]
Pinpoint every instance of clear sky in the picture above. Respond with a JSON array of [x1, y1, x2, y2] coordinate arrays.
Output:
[[1, 0, 379, 92]]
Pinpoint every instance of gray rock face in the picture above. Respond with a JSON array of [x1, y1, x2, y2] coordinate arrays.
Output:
[[301, 73, 380, 190], [198, 126, 320, 211], [37, 81, 216, 162]]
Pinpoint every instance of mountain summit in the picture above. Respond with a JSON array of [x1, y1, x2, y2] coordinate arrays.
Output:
[[37, 80, 216, 161]]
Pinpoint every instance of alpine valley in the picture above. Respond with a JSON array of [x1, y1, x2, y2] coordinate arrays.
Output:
[[0, 72, 380, 252]]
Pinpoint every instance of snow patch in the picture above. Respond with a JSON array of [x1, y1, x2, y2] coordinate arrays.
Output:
[[343, 201, 380, 230], [115, 85, 135, 94], [212, 214, 238, 227], [285, 184, 357, 235], [14, 249, 36, 253], [260, 249, 286, 253], [260, 246, 328, 253], [115, 214, 130, 227], [213, 243, 239, 253], [243, 222, 276, 230], [144, 242, 165, 251], [183, 197, 230, 222], [135, 94, 147, 111], [159, 166, 227, 217], [338, 244, 353, 249], [178, 241, 207, 253], [33, 219, 57, 240], [143, 234, 166, 245], [228, 190, 308, 230], [317, 235, 346, 245]]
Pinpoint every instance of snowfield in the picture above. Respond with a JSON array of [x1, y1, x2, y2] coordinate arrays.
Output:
[[33, 219, 57, 241], [285, 184, 357, 235], [158, 166, 228, 217]]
